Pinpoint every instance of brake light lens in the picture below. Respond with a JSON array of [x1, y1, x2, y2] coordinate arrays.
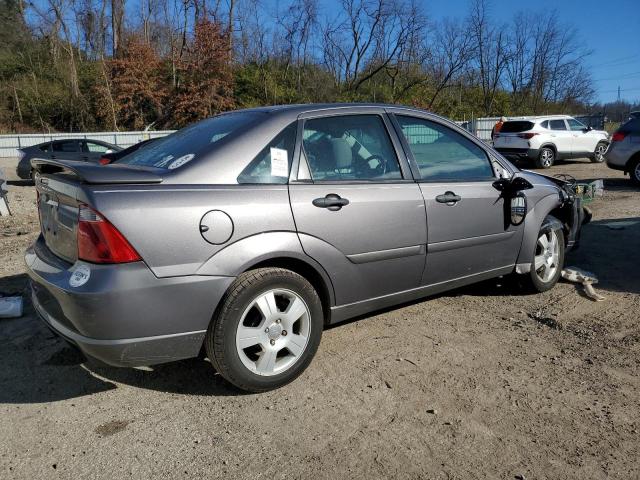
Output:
[[517, 133, 538, 139], [611, 131, 627, 142], [98, 157, 110, 165], [77, 205, 141, 263]]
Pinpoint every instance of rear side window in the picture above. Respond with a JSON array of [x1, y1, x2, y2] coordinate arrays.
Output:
[[540, 121, 549, 129], [549, 120, 567, 131], [53, 140, 79, 152], [115, 112, 266, 169], [238, 122, 297, 184], [39, 143, 52, 152], [302, 115, 402, 181], [619, 118, 640, 132], [396, 115, 494, 181], [500, 121, 534, 133]]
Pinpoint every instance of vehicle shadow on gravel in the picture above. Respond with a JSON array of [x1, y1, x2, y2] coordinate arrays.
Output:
[[0, 273, 243, 403]]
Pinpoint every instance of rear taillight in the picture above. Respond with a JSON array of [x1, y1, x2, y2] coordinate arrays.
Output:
[[611, 131, 627, 142], [517, 133, 538, 139], [98, 157, 110, 165], [77, 205, 141, 264]]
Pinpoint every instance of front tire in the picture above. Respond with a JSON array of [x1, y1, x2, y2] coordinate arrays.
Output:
[[592, 142, 608, 163], [629, 156, 640, 186], [522, 218, 565, 293], [536, 147, 555, 169], [205, 268, 323, 392]]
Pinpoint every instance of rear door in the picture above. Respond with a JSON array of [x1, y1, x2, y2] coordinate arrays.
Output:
[[51, 140, 82, 161], [548, 119, 572, 154], [391, 113, 523, 286], [289, 110, 427, 306]]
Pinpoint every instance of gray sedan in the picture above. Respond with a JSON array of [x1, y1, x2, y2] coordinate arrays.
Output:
[[26, 104, 587, 392]]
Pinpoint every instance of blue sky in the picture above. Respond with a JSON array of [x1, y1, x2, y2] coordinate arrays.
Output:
[[280, 0, 640, 103], [424, 0, 640, 104]]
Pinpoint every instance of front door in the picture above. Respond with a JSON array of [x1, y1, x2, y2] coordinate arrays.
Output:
[[392, 114, 524, 286], [548, 119, 572, 155], [289, 112, 427, 306], [567, 118, 595, 155]]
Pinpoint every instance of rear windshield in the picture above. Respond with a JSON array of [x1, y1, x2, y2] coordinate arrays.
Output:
[[500, 121, 534, 133], [114, 112, 265, 169]]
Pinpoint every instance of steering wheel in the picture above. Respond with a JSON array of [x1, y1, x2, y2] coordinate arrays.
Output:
[[361, 154, 387, 176]]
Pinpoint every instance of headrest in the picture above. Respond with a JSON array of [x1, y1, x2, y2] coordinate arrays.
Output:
[[329, 138, 352, 169]]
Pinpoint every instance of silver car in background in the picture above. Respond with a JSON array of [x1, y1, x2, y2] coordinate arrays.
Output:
[[605, 117, 640, 185], [26, 104, 587, 392]]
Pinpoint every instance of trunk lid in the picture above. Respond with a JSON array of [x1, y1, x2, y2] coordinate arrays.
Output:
[[33, 158, 162, 263]]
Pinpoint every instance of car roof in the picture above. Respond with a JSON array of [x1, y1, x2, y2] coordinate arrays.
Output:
[[505, 115, 572, 122]]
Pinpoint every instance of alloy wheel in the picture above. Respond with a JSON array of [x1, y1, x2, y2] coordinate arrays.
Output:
[[534, 230, 560, 283], [235, 288, 311, 376], [595, 143, 607, 162], [540, 149, 554, 167]]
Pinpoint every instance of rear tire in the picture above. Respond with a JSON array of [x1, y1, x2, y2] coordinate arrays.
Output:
[[536, 147, 555, 169], [592, 142, 607, 163], [205, 267, 323, 392], [629, 157, 640, 186], [521, 217, 565, 293]]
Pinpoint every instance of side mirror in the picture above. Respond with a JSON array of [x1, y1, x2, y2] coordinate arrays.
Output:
[[492, 176, 533, 192]]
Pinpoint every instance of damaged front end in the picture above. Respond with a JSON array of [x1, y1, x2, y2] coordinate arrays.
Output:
[[535, 172, 592, 250]]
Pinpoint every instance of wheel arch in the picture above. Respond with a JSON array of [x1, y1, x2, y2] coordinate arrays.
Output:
[[244, 257, 334, 325], [515, 193, 563, 268], [625, 151, 640, 174]]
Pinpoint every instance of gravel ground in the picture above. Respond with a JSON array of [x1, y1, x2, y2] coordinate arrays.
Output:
[[1, 156, 639, 479]]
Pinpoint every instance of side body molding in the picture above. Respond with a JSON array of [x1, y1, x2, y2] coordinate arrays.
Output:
[[195, 231, 336, 306]]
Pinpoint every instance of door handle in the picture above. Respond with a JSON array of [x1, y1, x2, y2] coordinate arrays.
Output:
[[436, 191, 461, 204], [312, 194, 350, 211]]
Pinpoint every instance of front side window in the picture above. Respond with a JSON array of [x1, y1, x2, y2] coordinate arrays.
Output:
[[396, 115, 494, 181], [84, 141, 111, 153], [549, 119, 567, 131], [302, 115, 402, 181], [237, 122, 297, 184], [567, 119, 586, 131]]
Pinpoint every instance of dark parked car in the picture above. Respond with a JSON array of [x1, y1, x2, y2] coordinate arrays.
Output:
[[26, 104, 588, 392], [605, 117, 640, 185], [98, 137, 159, 164], [16, 139, 121, 179]]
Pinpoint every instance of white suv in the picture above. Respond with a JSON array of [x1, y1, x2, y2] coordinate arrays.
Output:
[[493, 115, 609, 168]]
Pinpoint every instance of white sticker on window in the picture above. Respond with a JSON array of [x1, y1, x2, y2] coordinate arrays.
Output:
[[168, 154, 195, 170], [69, 264, 91, 288], [270, 148, 289, 177]]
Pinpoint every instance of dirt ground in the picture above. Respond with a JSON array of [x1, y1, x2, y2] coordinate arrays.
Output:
[[1, 156, 638, 479]]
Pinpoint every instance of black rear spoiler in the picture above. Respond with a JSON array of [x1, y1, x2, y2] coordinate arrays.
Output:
[[31, 158, 163, 184]]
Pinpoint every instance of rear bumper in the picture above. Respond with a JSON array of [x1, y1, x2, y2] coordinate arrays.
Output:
[[25, 236, 234, 366], [496, 147, 539, 161], [604, 147, 631, 172]]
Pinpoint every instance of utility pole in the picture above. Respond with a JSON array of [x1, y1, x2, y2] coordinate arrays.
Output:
[[617, 85, 621, 102]]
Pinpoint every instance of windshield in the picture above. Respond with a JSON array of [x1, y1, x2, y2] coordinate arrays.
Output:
[[114, 112, 266, 169]]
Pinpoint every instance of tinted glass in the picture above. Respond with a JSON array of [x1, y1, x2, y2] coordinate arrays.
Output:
[[238, 122, 297, 184], [567, 119, 586, 131], [549, 120, 567, 131], [500, 121, 534, 133], [53, 141, 78, 152], [84, 141, 111, 153], [115, 112, 266, 169], [540, 120, 549, 129], [302, 115, 401, 181], [396, 115, 494, 181], [39, 143, 51, 152], [619, 118, 640, 132]]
